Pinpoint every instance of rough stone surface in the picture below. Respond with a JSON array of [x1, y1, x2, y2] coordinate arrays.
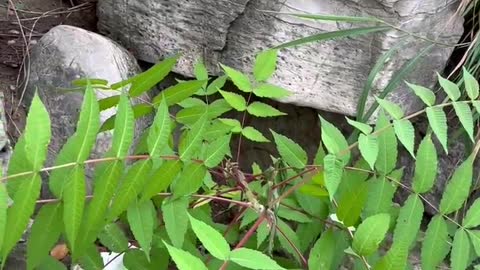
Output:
[[0, 92, 11, 178], [97, 0, 463, 117], [21, 25, 151, 198]]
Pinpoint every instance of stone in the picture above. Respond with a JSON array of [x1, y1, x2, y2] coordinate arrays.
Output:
[[97, 0, 463, 117], [21, 25, 151, 198]]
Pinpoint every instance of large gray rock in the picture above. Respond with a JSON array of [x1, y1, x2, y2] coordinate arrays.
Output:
[[97, 0, 463, 116], [22, 25, 151, 197]]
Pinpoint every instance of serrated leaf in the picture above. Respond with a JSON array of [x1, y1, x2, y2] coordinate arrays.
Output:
[[108, 160, 152, 219], [219, 118, 242, 133], [203, 119, 235, 140], [438, 73, 461, 101], [421, 215, 450, 270], [98, 223, 129, 253], [148, 97, 171, 158], [353, 213, 390, 256], [451, 229, 470, 270], [172, 163, 207, 198], [111, 94, 134, 157], [27, 203, 63, 270], [229, 248, 285, 270], [203, 134, 231, 168], [439, 156, 473, 215], [128, 200, 155, 260], [49, 85, 100, 197], [426, 106, 448, 153], [463, 67, 479, 99], [122, 249, 151, 270], [337, 175, 368, 226], [392, 194, 423, 250], [219, 90, 247, 111], [37, 256, 68, 270], [78, 245, 104, 270], [141, 160, 182, 201], [296, 221, 323, 253], [178, 97, 206, 108], [247, 102, 286, 117], [468, 230, 480, 256], [277, 205, 312, 223], [374, 245, 408, 270], [412, 135, 437, 193], [375, 111, 398, 174], [188, 214, 230, 260], [320, 116, 350, 164], [364, 176, 395, 217], [376, 97, 404, 120], [453, 102, 474, 141], [220, 64, 251, 92], [179, 113, 208, 160], [162, 197, 189, 248], [63, 166, 86, 255], [393, 119, 415, 158], [253, 83, 290, 98], [271, 130, 307, 169], [346, 118, 373, 134], [176, 100, 232, 126], [152, 80, 206, 106], [253, 49, 278, 82], [194, 59, 208, 81], [308, 229, 348, 270], [24, 92, 51, 170], [164, 241, 208, 270], [323, 154, 344, 200], [242, 126, 269, 142], [198, 75, 227, 96], [463, 199, 480, 228], [406, 82, 436, 106], [276, 218, 302, 262], [358, 134, 378, 169]]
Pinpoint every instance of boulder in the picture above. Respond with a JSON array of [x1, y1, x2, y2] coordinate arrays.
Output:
[[21, 25, 151, 197], [97, 0, 463, 117]]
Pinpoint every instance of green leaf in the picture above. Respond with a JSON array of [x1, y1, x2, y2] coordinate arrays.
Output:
[[98, 223, 129, 253], [162, 197, 189, 248], [98, 95, 120, 111], [164, 241, 208, 270], [27, 203, 63, 270], [352, 213, 390, 256], [229, 248, 285, 270], [49, 84, 100, 197], [37, 256, 68, 270], [141, 160, 182, 201], [320, 116, 350, 164], [112, 55, 178, 97], [393, 119, 415, 158], [438, 73, 461, 101], [463, 199, 480, 228], [274, 26, 389, 49], [439, 156, 473, 215], [0, 183, 6, 255], [148, 97, 171, 158], [375, 111, 398, 174], [391, 194, 423, 250], [108, 160, 153, 219], [194, 59, 209, 81], [179, 113, 208, 161], [308, 229, 348, 270], [337, 174, 369, 227], [152, 80, 206, 106], [406, 82, 436, 106], [111, 94, 134, 157], [220, 64, 251, 92], [78, 245, 104, 270], [376, 97, 404, 120], [203, 134, 231, 168], [473, 101, 480, 114], [323, 154, 344, 200], [253, 49, 278, 82], [271, 130, 307, 169], [253, 83, 290, 98], [63, 166, 86, 255], [363, 176, 395, 217], [358, 134, 378, 169], [277, 205, 312, 223], [219, 118, 242, 133], [172, 163, 207, 198], [421, 215, 450, 270], [73, 78, 108, 87], [276, 218, 302, 262], [242, 126, 269, 142], [178, 97, 206, 108], [468, 230, 480, 256], [24, 92, 51, 170], [204, 120, 235, 140], [426, 106, 448, 153], [346, 118, 373, 134], [453, 102, 474, 141], [198, 75, 227, 96], [451, 229, 470, 270], [247, 102, 286, 117], [463, 67, 479, 100], [219, 90, 247, 111], [374, 245, 409, 270], [412, 135, 437, 193], [128, 200, 155, 260], [188, 214, 230, 260], [122, 249, 151, 270], [176, 100, 232, 126]]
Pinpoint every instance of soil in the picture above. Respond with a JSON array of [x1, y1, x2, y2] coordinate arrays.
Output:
[[0, 0, 97, 143]]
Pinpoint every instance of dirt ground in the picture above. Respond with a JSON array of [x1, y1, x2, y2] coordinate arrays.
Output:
[[0, 0, 97, 143]]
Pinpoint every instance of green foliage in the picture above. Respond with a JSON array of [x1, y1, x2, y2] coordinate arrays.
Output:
[[352, 213, 390, 256]]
